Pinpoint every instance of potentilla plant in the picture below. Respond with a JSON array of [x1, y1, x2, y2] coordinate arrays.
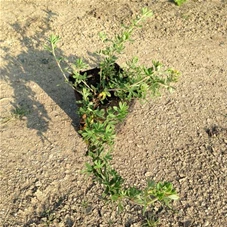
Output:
[[45, 7, 179, 218]]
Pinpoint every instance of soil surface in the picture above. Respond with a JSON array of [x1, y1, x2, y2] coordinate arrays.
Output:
[[0, 0, 227, 226]]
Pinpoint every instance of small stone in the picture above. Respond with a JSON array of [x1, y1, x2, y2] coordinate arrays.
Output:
[[182, 220, 192, 227], [35, 181, 42, 187], [145, 172, 153, 177], [65, 216, 74, 227], [85, 206, 92, 214], [35, 189, 44, 200], [179, 177, 186, 183], [58, 222, 65, 227]]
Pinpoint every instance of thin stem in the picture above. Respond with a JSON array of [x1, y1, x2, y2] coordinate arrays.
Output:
[[51, 42, 68, 83], [82, 80, 94, 92], [51, 43, 94, 92]]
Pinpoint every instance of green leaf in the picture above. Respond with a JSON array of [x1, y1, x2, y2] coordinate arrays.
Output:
[[111, 194, 120, 201], [85, 162, 93, 173], [50, 34, 60, 45], [147, 180, 156, 188], [94, 159, 105, 169], [174, 0, 187, 6], [81, 87, 91, 101], [99, 31, 107, 42], [74, 58, 88, 69], [168, 194, 179, 200], [141, 8, 153, 17]]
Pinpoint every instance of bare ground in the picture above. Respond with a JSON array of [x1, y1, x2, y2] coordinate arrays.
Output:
[[0, 0, 227, 226]]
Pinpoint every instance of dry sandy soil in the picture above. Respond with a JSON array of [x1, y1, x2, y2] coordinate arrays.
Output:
[[0, 0, 227, 226]]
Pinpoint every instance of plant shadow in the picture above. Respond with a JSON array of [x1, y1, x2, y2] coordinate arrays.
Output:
[[1, 9, 84, 141]]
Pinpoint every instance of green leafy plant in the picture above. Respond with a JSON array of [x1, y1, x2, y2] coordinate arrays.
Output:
[[45, 7, 179, 222]]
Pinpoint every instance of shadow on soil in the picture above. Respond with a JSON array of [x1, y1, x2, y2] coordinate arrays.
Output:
[[1, 10, 81, 140]]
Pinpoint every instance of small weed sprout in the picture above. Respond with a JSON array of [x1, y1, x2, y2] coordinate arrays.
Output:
[[174, 0, 187, 6], [142, 217, 159, 227], [11, 106, 29, 120]]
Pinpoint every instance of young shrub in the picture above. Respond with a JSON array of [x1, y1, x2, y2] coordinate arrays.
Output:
[[45, 7, 179, 222]]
